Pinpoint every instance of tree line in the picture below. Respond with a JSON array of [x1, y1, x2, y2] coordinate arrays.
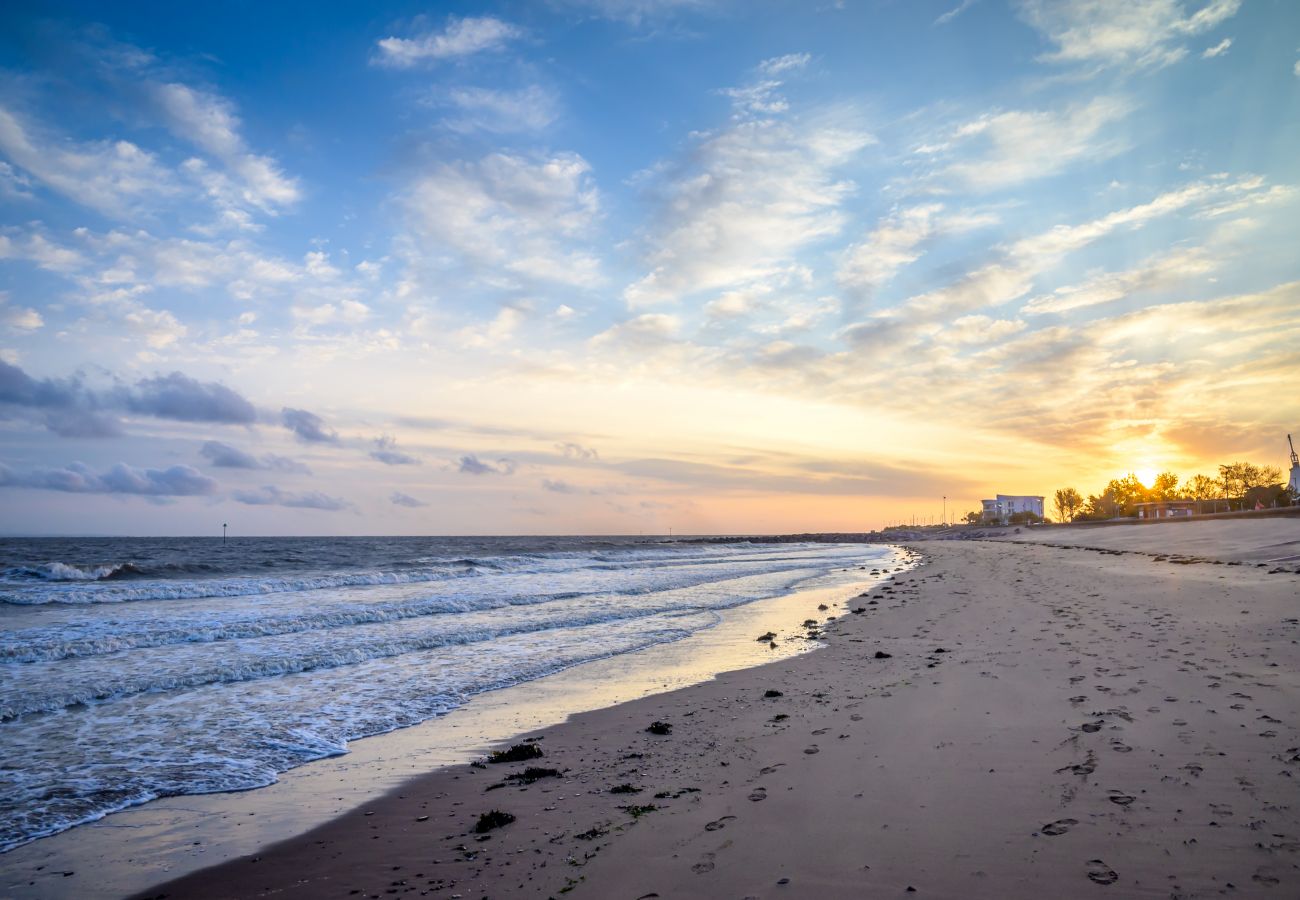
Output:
[[1053, 462, 1290, 522]]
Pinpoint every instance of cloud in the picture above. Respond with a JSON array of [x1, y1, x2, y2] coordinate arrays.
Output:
[[390, 491, 428, 508], [624, 116, 874, 306], [0, 300, 43, 332], [542, 478, 579, 493], [153, 82, 300, 215], [590, 313, 682, 347], [556, 441, 599, 460], [457, 454, 517, 475], [1201, 37, 1231, 58], [439, 85, 559, 133], [399, 151, 603, 289], [551, 0, 709, 25], [200, 440, 310, 474], [758, 53, 811, 76], [935, 0, 977, 26], [0, 361, 261, 435], [1022, 246, 1216, 315], [0, 461, 217, 496], [127, 372, 257, 423], [0, 105, 176, 217], [231, 485, 353, 511], [370, 434, 421, 465], [374, 16, 521, 68], [837, 204, 997, 300], [612, 456, 977, 498], [941, 97, 1132, 191], [281, 407, 338, 444], [1017, 0, 1242, 70], [0, 230, 86, 273], [43, 411, 124, 439]]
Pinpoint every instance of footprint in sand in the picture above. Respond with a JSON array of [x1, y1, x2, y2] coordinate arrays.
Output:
[[749, 788, 767, 802], [804, 745, 820, 755], [692, 853, 716, 874], [1110, 742, 1133, 753], [1085, 859, 1119, 885], [1107, 791, 1136, 806], [704, 816, 736, 832], [1041, 818, 1079, 836], [1080, 721, 1104, 733]]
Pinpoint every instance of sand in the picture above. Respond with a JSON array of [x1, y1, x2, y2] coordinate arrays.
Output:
[[39, 522, 1300, 897]]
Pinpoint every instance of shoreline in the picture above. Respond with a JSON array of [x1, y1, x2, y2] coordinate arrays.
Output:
[[1, 547, 910, 899], [131, 520, 1299, 899]]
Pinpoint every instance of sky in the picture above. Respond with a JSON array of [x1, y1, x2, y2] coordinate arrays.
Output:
[[0, 0, 1298, 536]]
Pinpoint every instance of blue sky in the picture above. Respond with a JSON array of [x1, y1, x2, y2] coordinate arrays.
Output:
[[1, 0, 1298, 535]]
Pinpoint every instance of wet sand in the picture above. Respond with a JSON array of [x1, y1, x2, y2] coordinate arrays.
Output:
[[130, 521, 1300, 899]]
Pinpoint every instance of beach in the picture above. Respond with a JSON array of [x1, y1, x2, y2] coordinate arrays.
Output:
[[105, 519, 1299, 899]]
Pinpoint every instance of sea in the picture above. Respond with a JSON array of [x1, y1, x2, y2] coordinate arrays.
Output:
[[0, 535, 899, 855]]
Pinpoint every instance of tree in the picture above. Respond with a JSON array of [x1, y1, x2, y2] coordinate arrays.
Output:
[[1080, 473, 1148, 519], [1053, 487, 1083, 523], [1219, 462, 1283, 499], [962, 510, 982, 524], [1149, 472, 1180, 501], [1183, 473, 1222, 500]]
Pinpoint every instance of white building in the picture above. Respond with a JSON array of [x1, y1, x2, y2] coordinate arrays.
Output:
[[981, 494, 1045, 524]]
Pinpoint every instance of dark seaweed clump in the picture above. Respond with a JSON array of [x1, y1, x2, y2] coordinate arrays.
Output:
[[488, 742, 544, 763], [474, 810, 516, 833]]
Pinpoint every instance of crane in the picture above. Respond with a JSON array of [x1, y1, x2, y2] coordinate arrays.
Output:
[[1291, 433, 1299, 469]]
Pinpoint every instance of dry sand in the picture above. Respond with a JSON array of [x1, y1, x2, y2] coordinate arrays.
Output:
[[104, 523, 1300, 897]]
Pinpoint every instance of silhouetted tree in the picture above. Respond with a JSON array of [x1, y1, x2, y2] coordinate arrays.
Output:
[[1053, 487, 1083, 523], [1182, 473, 1222, 500], [1149, 472, 1180, 501], [1219, 462, 1283, 499]]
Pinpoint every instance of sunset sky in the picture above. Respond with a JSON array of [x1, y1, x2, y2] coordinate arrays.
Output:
[[1, 0, 1298, 535]]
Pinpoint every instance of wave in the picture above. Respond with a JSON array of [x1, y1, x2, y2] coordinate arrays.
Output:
[[2, 562, 150, 582], [0, 563, 493, 605], [0, 567, 823, 718]]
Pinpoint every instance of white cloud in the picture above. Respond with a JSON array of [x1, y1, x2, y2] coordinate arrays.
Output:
[[0, 106, 177, 217], [441, 85, 559, 133], [0, 296, 43, 331], [291, 300, 371, 327], [1201, 37, 1232, 58], [758, 53, 811, 75], [943, 97, 1132, 191], [374, 16, 521, 68], [551, 0, 709, 25], [837, 204, 997, 297], [400, 151, 603, 288], [122, 306, 188, 348], [837, 175, 1279, 350], [0, 231, 86, 273], [153, 83, 300, 215], [1018, 0, 1242, 70], [590, 313, 681, 347], [625, 117, 874, 307], [1023, 246, 1216, 315], [0, 161, 33, 199], [935, 0, 977, 26]]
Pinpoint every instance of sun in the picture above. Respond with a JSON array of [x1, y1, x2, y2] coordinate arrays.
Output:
[[1135, 468, 1159, 488]]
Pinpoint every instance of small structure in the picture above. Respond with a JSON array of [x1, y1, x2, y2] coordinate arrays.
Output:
[[1135, 500, 1197, 519], [981, 494, 1045, 524], [1288, 434, 1299, 497]]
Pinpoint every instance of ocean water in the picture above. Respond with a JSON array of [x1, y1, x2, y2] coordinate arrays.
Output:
[[0, 536, 897, 854]]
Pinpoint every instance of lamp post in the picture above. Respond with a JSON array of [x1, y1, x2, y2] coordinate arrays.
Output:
[[942, 496, 947, 526], [222, 523, 227, 544]]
